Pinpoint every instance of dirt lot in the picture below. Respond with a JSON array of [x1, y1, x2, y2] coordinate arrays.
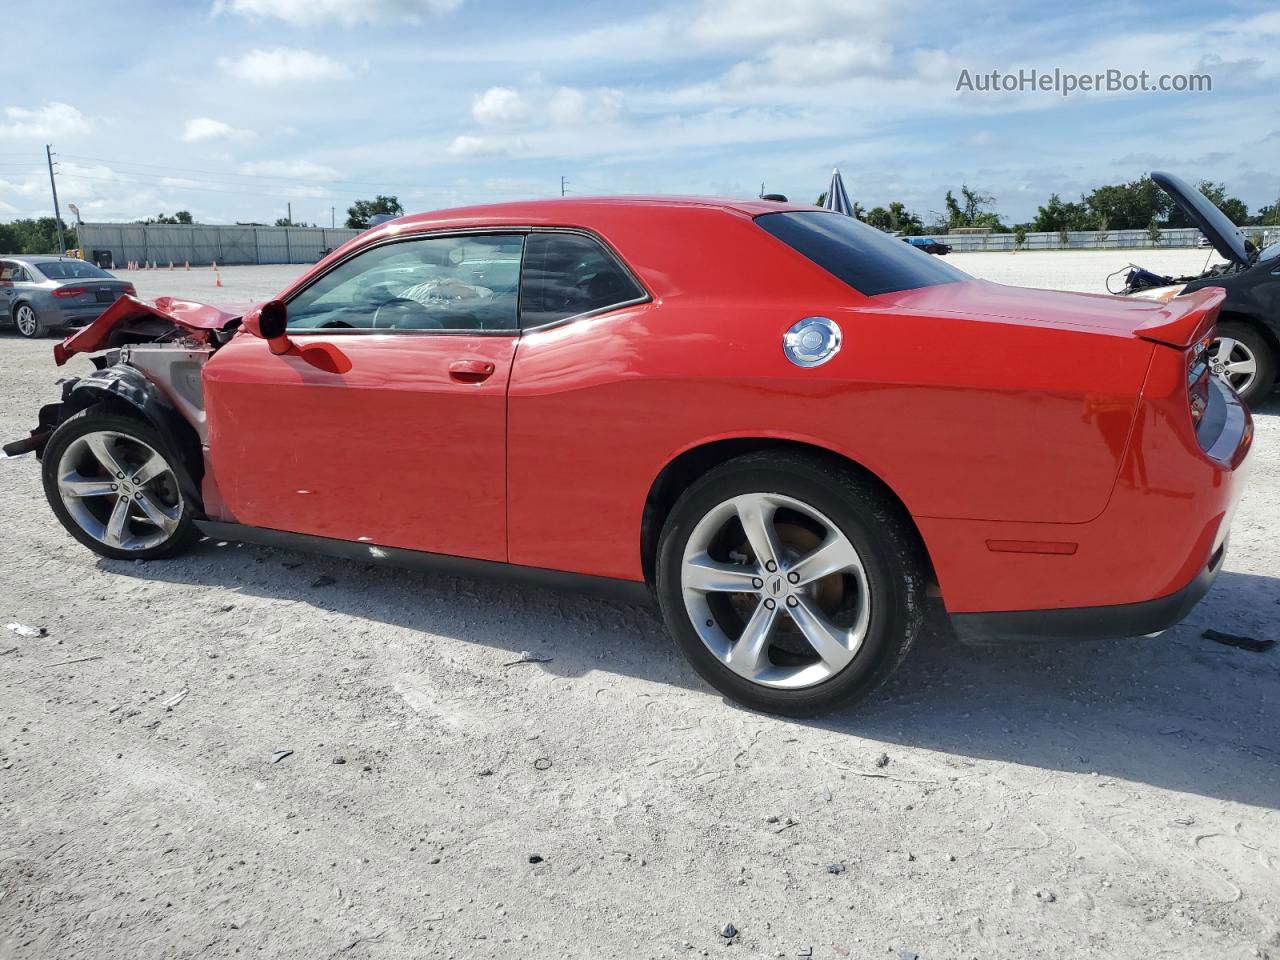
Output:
[[1, 252, 1277, 960]]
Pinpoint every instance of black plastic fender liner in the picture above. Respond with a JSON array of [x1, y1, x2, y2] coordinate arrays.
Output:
[[58, 364, 206, 510]]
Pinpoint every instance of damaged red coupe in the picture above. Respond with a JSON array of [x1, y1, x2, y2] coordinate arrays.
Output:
[[6, 198, 1253, 715]]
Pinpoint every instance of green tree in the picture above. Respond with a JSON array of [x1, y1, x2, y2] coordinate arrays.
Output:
[[887, 201, 925, 235], [0, 217, 75, 253], [345, 195, 404, 230], [944, 185, 1006, 231], [814, 191, 827, 206], [864, 206, 893, 231], [1146, 219, 1163, 246], [1032, 193, 1097, 232], [1013, 224, 1027, 250], [1083, 178, 1168, 230]]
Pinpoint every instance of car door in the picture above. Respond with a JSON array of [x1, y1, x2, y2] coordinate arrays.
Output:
[[0, 261, 17, 318], [202, 231, 525, 563]]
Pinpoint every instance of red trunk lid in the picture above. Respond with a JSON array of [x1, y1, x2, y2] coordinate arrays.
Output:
[[874, 279, 1224, 348]]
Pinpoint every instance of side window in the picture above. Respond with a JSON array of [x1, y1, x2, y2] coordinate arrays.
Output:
[[286, 233, 524, 332], [12, 266, 31, 282], [0, 262, 14, 282], [519, 232, 645, 329]]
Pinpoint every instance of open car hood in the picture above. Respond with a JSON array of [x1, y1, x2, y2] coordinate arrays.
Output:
[[1152, 170, 1251, 266], [54, 295, 243, 366]]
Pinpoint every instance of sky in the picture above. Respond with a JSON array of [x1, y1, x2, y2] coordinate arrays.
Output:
[[1, 0, 1278, 227]]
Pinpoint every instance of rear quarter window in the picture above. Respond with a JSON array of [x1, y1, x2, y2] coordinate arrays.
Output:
[[755, 211, 967, 297]]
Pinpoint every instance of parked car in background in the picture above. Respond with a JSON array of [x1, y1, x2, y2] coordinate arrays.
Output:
[[6, 197, 1252, 715], [0, 256, 135, 339], [1118, 171, 1279, 406], [902, 236, 952, 255]]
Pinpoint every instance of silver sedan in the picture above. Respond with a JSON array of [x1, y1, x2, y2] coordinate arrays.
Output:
[[0, 256, 135, 338]]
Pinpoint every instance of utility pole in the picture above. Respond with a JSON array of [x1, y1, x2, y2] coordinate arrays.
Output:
[[45, 144, 66, 254], [560, 175, 569, 197], [331, 206, 335, 228], [287, 201, 292, 227]]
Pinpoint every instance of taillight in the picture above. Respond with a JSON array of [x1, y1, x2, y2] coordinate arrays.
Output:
[[122, 284, 136, 296], [52, 286, 88, 299], [1187, 333, 1212, 426]]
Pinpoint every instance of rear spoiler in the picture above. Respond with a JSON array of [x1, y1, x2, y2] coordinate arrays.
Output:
[[1134, 286, 1225, 348]]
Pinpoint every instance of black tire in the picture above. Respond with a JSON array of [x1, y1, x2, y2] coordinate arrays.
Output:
[[13, 302, 45, 338], [1215, 320, 1276, 407], [655, 451, 926, 716], [41, 407, 201, 561]]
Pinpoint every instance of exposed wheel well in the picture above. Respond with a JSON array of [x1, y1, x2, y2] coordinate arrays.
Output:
[[639, 437, 934, 587]]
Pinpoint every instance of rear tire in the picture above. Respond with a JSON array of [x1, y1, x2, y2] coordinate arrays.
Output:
[[655, 451, 925, 716], [1213, 320, 1275, 407], [41, 408, 201, 561], [13, 303, 44, 338]]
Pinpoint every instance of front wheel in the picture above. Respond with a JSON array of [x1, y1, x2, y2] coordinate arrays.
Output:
[[1211, 321, 1276, 407], [13, 303, 44, 338], [41, 408, 201, 561], [656, 452, 926, 716]]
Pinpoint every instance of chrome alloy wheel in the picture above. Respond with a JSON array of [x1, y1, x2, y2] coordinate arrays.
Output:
[[55, 431, 183, 551], [680, 492, 871, 689], [14, 304, 39, 337], [1209, 335, 1258, 395]]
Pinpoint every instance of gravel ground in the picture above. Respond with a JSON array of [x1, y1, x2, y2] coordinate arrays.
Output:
[[1, 251, 1276, 960]]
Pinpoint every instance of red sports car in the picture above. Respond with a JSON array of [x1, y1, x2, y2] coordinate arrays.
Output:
[[6, 198, 1253, 715]]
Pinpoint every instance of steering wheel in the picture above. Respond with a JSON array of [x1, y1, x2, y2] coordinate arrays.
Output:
[[372, 297, 443, 329]]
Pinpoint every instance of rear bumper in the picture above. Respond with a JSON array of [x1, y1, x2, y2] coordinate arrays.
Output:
[[47, 301, 110, 328], [950, 539, 1225, 644]]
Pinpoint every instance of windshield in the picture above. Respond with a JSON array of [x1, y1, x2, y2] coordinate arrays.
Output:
[[35, 260, 112, 280], [756, 211, 967, 297], [1260, 239, 1280, 263]]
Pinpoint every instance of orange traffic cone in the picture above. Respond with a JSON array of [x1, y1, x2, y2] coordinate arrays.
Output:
[[184, 260, 190, 270], [169, 261, 174, 270], [215, 269, 223, 288], [212, 260, 218, 270]]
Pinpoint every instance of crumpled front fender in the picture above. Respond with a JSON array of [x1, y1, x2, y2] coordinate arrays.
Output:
[[54, 295, 242, 366]]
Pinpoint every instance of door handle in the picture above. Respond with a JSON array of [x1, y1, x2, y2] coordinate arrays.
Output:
[[449, 359, 496, 383]]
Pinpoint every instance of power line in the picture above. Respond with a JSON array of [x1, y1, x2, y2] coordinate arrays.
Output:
[[58, 152, 426, 192], [55, 170, 335, 199]]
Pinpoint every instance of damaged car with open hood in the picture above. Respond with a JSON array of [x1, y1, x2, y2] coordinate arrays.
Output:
[[1116, 171, 1280, 406], [3, 197, 1255, 716]]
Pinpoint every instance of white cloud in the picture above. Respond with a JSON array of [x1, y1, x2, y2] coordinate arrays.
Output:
[[963, 130, 993, 147], [446, 135, 517, 158], [239, 159, 342, 180], [182, 117, 253, 143], [547, 87, 624, 125], [472, 87, 529, 125], [218, 48, 350, 86], [724, 38, 894, 87], [0, 101, 90, 139], [214, 0, 461, 25], [687, 0, 895, 47], [470, 84, 624, 127]]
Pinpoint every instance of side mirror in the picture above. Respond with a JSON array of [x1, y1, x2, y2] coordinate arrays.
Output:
[[242, 299, 292, 355]]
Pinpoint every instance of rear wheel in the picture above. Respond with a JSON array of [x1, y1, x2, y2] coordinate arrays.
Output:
[[656, 452, 925, 716], [13, 303, 44, 338], [41, 408, 200, 561], [1211, 321, 1275, 407]]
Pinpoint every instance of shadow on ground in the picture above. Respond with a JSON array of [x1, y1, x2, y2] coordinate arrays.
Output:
[[109, 532, 1280, 810]]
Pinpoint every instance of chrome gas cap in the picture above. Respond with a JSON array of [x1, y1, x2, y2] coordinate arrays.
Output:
[[783, 317, 841, 368]]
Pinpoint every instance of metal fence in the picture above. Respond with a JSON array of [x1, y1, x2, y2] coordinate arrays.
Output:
[[77, 223, 362, 267], [937, 226, 1280, 253]]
